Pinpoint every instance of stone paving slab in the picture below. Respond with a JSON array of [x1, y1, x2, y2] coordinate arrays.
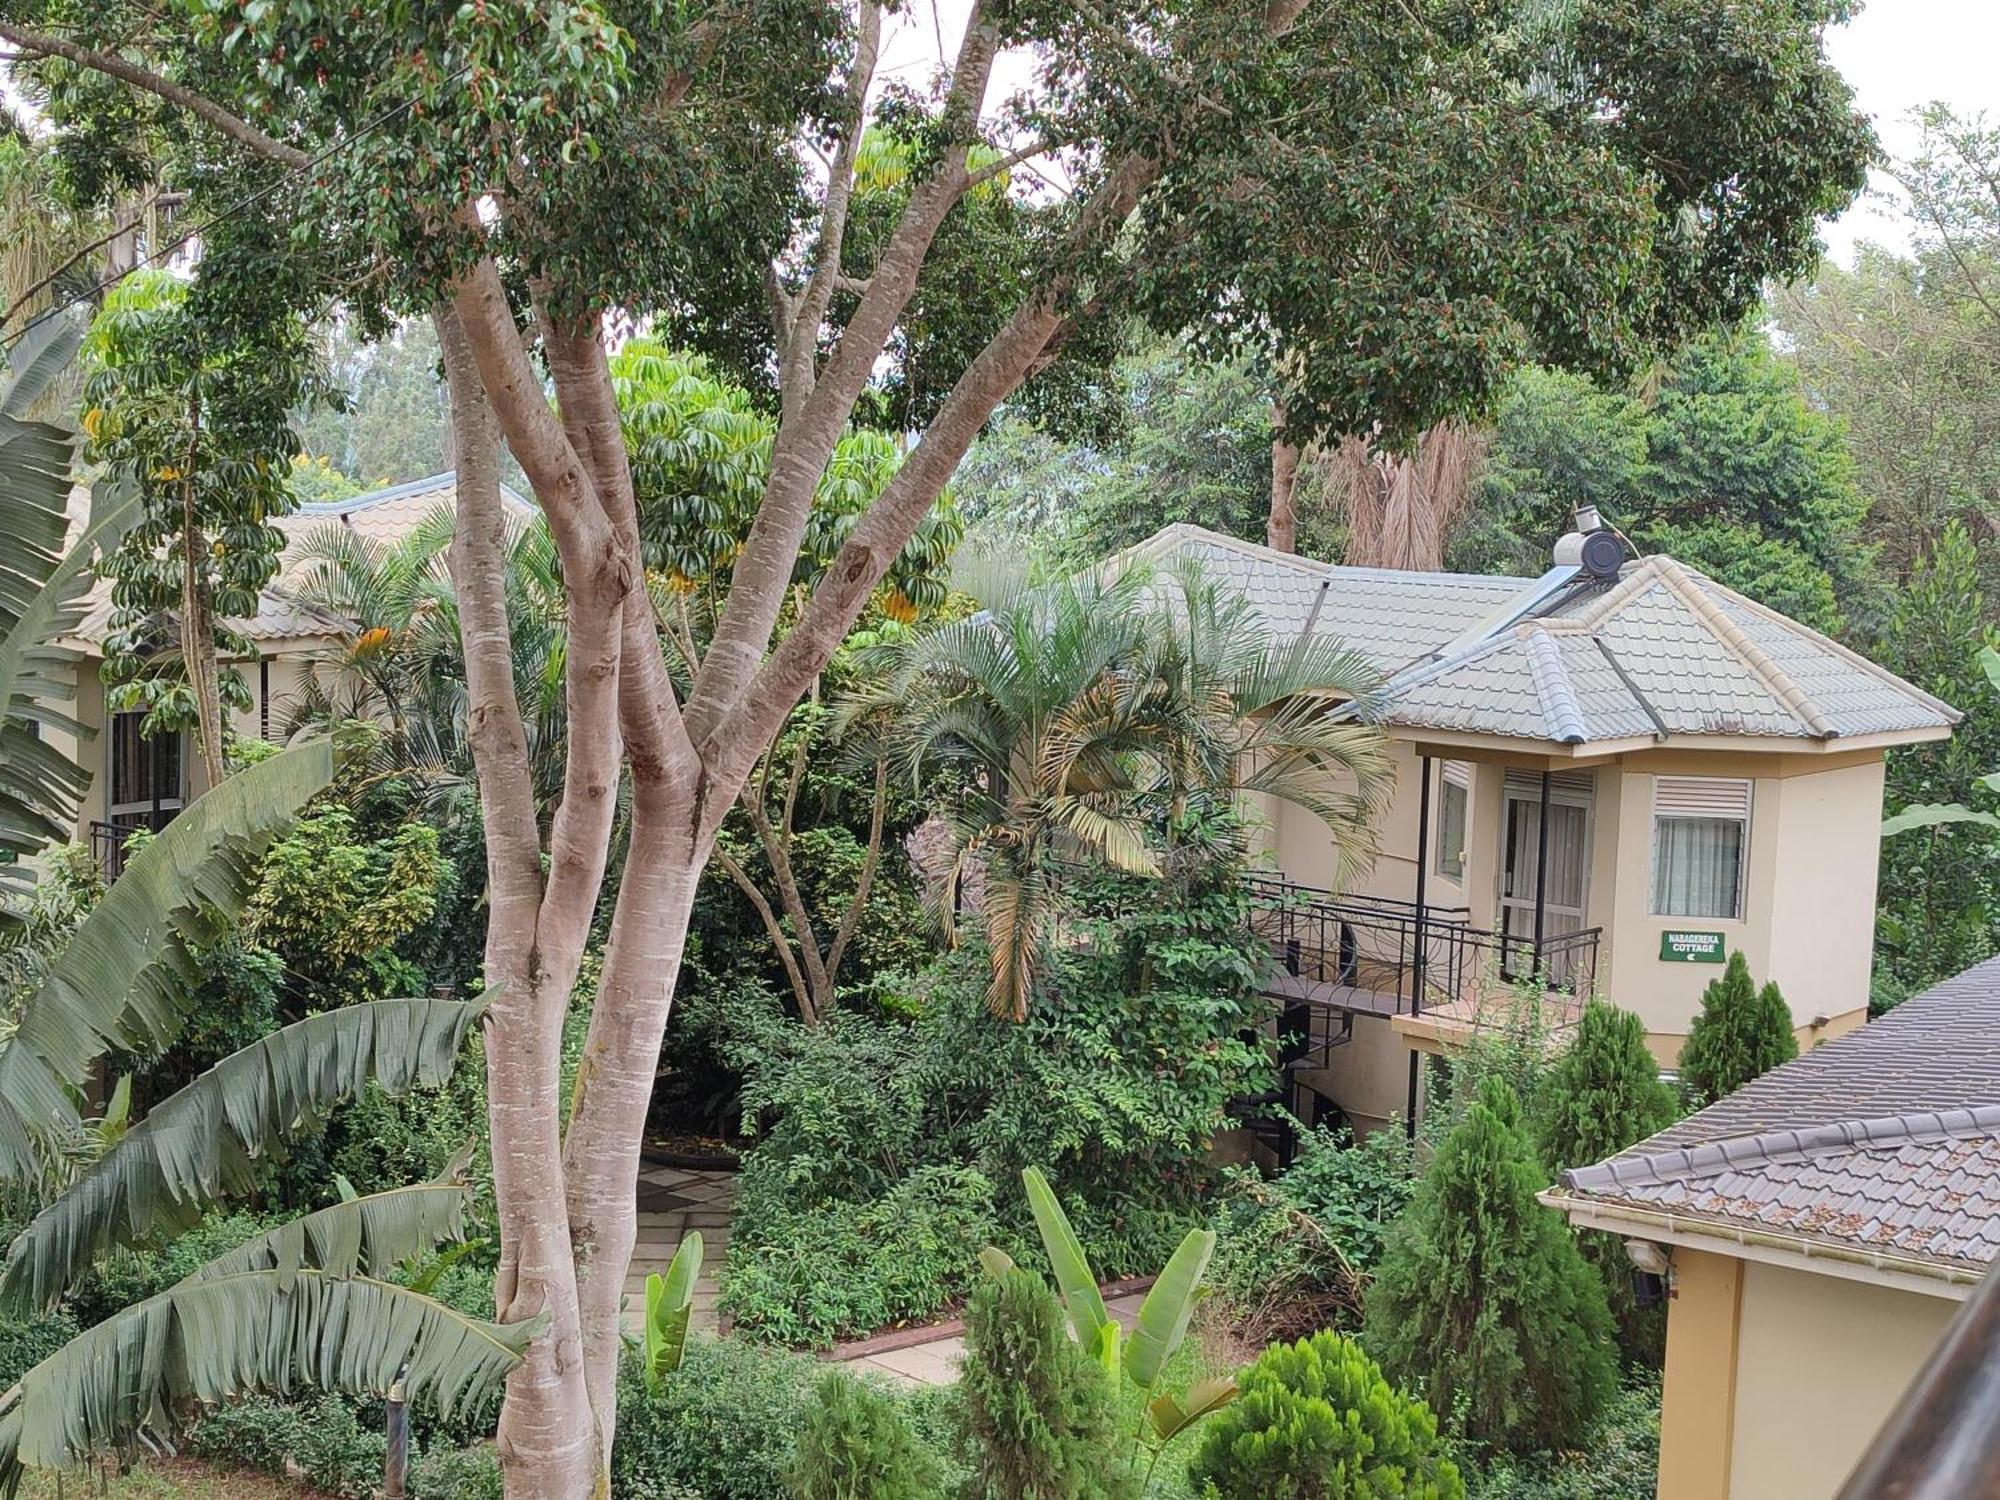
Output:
[[621, 1166, 737, 1337]]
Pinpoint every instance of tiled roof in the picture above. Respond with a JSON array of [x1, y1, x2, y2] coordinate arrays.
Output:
[[69, 472, 534, 651], [1118, 525, 1958, 746], [1558, 956, 2000, 1271]]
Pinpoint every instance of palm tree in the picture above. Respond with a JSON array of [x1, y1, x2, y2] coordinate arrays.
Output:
[[283, 502, 570, 819], [848, 562, 1392, 1021], [0, 744, 531, 1489]]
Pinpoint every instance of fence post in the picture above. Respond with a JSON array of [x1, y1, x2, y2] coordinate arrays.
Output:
[[383, 1372, 409, 1500]]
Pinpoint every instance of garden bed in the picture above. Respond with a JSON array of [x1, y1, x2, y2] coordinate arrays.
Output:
[[819, 1273, 1158, 1363]]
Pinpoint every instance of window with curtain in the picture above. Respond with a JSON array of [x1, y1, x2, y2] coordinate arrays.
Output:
[[1650, 777, 1752, 919], [1435, 762, 1469, 881]]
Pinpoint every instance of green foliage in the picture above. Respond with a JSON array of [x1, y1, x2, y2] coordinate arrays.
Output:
[[1456, 1375, 1660, 1500], [1212, 1127, 1417, 1345], [643, 1232, 705, 1393], [1676, 952, 1798, 1104], [409, 1444, 505, 1500], [1364, 1080, 1617, 1453], [186, 1395, 385, 1500], [722, 1165, 998, 1347], [245, 806, 445, 1007], [958, 1265, 1138, 1500], [612, 1338, 819, 1500], [1532, 1001, 1680, 1358], [1452, 328, 1874, 633], [787, 1369, 944, 1500], [1189, 1330, 1463, 1500]]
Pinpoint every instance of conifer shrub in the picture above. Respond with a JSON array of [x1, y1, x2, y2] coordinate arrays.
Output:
[[1188, 1329, 1464, 1499], [788, 1369, 944, 1500], [1677, 951, 1797, 1103], [1363, 1079, 1617, 1452], [958, 1264, 1139, 1500], [1534, 999, 1682, 1359]]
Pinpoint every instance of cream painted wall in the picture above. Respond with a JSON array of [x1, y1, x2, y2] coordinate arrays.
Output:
[[1293, 1014, 1415, 1137], [1727, 1260, 1957, 1500]]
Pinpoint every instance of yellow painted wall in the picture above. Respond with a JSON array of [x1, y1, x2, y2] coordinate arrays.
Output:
[[1726, 1260, 1958, 1500], [1292, 1014, 1414, 1137], [1658, 1248, 1742, 1500]]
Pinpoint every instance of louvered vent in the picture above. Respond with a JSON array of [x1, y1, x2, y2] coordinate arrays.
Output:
[[1653, 776, 1753, 820]]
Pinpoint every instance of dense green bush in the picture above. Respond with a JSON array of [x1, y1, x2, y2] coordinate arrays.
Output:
[[410, 1443, 506, 1500], [612, 1336, 819, 1500], [1365, 1080, 1617, 1453], [724, 1164, 998, 1346], [1190, 1330, 1464, 1500], [0, 1309, 79, 1389], [788, 1369, 944, 1500], [1212, 1126, 1416, 1343], [1459, 1376, 1660, 1499], [1677, 952, 1797, 1104], [958, 1264, 1138, 1500], [188, 1394, 386, 1500]]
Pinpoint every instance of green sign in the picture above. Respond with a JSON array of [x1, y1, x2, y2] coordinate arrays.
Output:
[[1660, 930, 1726, 964]]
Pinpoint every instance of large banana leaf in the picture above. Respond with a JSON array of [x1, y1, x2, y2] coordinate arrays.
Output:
[[0, 996, 482, 1314], [1021, 1167, 1116, 1371], [0, 1269, 537, 1489], [1123, 1227, 1216, 1390], [179, 1178, 478, 1291], [0, 738, 335, 1182], [642, 1230, 704, 1393]]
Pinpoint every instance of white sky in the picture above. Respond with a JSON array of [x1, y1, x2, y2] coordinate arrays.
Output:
[[1820, 0, 2000, 264], [878, 0, 2000, 268]]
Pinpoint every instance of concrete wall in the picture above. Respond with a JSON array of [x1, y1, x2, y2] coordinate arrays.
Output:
[[1292, 1014, 1413, 1137], [1726, 1261, 1957, 1500]]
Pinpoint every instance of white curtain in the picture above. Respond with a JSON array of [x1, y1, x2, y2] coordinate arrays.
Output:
[[1652, 816, 1743, 918]]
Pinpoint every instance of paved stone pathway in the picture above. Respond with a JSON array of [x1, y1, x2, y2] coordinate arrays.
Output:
[[837, 1290, 1151, 1387], [622, 1164, 736, 1336]]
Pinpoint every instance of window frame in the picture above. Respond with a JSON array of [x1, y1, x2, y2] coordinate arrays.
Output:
[[1649, 776, 1753, 922], [1434, 761, 1470, 882]]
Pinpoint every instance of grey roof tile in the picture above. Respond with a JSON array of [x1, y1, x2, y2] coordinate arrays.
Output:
[[1559, 957, 2000, 1269]]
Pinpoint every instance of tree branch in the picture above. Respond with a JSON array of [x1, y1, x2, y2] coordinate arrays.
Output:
[[825, 755, 890, 989], [713, 841, 817, 1023], [0, 22, 310, 169]]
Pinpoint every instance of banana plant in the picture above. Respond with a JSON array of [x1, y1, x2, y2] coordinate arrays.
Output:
[[1014, 1167, 1236, 1469], [641, 1231, 704, 1393]]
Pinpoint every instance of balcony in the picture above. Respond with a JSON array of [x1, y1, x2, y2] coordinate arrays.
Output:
[[1244, 874, 1600, 1046], [89, 810, 178, 881]]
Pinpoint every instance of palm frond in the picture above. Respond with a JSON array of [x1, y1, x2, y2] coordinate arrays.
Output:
[[180, 1177, 477, 1289], [0, 996, 482, 1314], [0, 1270, 536, 1488], [0, 740, 335, 1183]]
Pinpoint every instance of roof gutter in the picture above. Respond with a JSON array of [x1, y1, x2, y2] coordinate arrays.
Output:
[[1540, 1189, 1984, 1299]]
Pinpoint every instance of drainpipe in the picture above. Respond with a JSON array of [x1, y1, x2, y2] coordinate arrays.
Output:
[[1407, 755, 1432, 1138], [1531, 767, 1551, 982]]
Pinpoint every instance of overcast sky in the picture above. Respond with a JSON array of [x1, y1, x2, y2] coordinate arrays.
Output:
[[879, 0, 2000, 269]]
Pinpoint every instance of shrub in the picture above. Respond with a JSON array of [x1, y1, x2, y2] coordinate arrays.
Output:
[[1676, 951, 1797, 1103], [0, 1310, 79, 1389], [723, 1164, 999, 1346], [1212, 1126, 1416, 1343], [1458, 1374, 1660, 1499], [1189, 1330, 1464, 1500], [1364, 1080, 1617, 1453], [788, 1369, 944, 1500], [612, 1336, 818, 1500], [958, 1264, 1139, 1500], [1533, 1000, 1680, 1360], [187, 1394, 386, 1500], [410, 1443, 506, 1500]]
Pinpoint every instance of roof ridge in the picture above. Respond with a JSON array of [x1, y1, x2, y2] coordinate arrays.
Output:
[[1520, 625, 1587, 743], [1564, 1103, 2000, 1194], [1650, 557, 1837, 737], [1689, 567, 1966, 727], [1556, 555, 1665, 628], [296, 471, 458, 513]]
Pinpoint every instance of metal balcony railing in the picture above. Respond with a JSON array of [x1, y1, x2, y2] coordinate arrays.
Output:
[[89, 810, 177, 881]]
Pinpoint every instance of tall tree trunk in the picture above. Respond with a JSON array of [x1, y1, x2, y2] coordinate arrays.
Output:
[[1329, 422, 1485, 570], [1268, 400, 1300, 553], [178, 395, 226, 790]]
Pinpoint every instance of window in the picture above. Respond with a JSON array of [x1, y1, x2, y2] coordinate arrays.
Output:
[[1650, 776, 1752, 920], [1435, 762, 1470, 880]]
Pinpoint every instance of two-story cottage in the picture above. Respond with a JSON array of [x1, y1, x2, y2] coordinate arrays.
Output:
[[1115, 518, 1958, 1136]]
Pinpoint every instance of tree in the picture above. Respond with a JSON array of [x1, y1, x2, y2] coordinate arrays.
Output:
[[1189, 1330, 1464, 1500], [850, 563, 1390, 1019], [82, 269, 328, 788], [958, 1262, 1138, 1500], [1321, 423, 1486, 571], [1364, 1078, 1617, 1452], [8, 1, 1875, 1489], [1533, 999, 1680, 1358], [786, 1369, 943, 1500], [1676, 951, 1798, 1103]]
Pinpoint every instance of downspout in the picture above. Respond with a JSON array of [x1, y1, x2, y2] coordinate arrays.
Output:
[[1532, 767, 1551, 981]]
